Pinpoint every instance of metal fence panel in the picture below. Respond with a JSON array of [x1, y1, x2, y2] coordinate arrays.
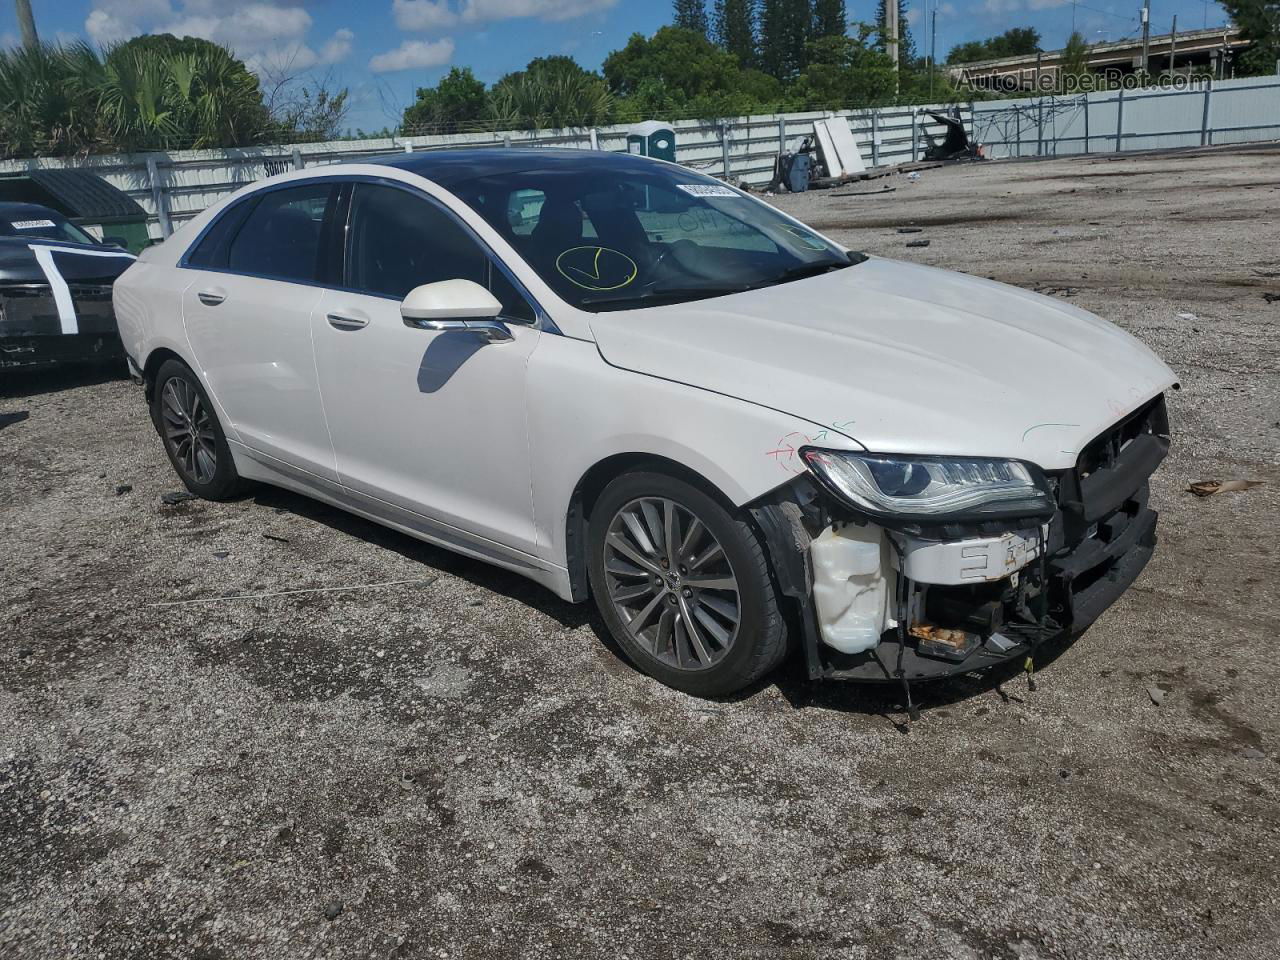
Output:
[[973, 75, 1280, 159]]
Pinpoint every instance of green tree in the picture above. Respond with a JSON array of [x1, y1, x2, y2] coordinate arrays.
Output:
[[273, 82, 348, 141], [486, 56, 612, 129], [100, 36, 272, 149], [0, 42, 100, 156], [713, 0, 757, 66], [1219, 0, 1280, 75], [604, 26, 781, 119], [1059, 30, 1089, 89], [402, 66, 487, 132], [947, 27, 1041, 64], [672, 0, 710, 36], [789, 28, 896, 108], [759, 0, 813, 80], [812, 0, 846, 39], [0, 35, 326, 158]]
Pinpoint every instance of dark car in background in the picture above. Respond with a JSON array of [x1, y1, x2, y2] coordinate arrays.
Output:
[[0, 202, 136, 372]]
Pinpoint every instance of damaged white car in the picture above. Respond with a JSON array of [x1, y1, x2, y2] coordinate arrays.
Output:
[[114, 149, 1176, 701]]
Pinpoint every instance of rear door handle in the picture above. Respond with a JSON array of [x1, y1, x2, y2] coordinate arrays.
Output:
[[327, 312, 369, 331], [197, 289, 225, 306]]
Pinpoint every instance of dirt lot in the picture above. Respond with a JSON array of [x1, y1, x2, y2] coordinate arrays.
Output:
[[2, 145, 1279, 960]]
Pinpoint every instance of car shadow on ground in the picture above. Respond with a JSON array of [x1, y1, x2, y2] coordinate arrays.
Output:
[[249, 483, 1084, 727], [763, 628, 1084, 731], [0, 364, 128, 399], [248, 485, 601, 638]]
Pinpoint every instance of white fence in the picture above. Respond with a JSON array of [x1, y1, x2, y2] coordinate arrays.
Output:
[[0, 105, 969, 240], [971, 74, 1280, 158]]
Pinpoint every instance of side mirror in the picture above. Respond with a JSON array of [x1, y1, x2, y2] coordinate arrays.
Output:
[[401, 279, 512, 342], [401, 279, 501, 321], [102, 235, 129, 250]]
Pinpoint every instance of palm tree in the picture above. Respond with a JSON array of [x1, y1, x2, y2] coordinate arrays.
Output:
[[0, 38, 274, 158], [486, 59, 613, 130], [0, 43, 100, 156]]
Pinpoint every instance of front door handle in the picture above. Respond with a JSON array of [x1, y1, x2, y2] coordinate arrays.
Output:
[[327, 312, 369, 331], [197, 289, 225, 306]]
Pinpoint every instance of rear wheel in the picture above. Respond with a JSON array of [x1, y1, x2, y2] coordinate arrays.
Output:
[[150, 358, 244, 500], [587, 471, 787, 697]]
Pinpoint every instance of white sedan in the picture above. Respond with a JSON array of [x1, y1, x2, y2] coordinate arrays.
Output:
[[114, 148, 1176, 701]]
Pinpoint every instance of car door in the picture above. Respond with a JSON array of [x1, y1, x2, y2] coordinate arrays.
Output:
[[311, 181, 541, 556], [180, 181, 340, 481]]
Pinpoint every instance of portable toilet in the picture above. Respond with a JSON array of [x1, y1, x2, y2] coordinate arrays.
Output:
[[626, 121, 676, 162]]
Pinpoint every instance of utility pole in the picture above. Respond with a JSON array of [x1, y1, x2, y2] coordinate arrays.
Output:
[[1140, 0, 1151, 84], [15, 0, 38, 49], [886, 0, 900, 95], [930, 4, 938, 99], [1169, 15, 1178, 78]]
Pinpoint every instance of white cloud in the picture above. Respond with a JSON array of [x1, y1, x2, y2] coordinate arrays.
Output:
[[83, 2, 354, 78], [318, 27, 355, 64], [981, 0, 1070, 11], [161, 4, 312, 48], [460, 0, 616, 25], [391, 0, 616, 31], [369, 37, 456, 73], [85, 9, 140, 44], [393, 0, 459, 31]]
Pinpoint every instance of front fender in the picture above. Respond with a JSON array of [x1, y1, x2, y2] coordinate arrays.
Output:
[[526, 336, 864, 573]]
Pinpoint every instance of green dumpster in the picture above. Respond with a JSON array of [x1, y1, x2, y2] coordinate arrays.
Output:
[[0, 169, 151, 253]]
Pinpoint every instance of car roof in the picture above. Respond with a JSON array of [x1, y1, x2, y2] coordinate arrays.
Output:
[[369, 147, 669, 189], [0, 201, 65, 220]]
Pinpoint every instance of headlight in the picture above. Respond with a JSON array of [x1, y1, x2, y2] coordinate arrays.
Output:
[[801, 449, 1054, 520]]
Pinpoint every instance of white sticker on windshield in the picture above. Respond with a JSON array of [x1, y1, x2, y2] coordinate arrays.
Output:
[[675, 184, 740, 198], [11, 219, 56, 229]]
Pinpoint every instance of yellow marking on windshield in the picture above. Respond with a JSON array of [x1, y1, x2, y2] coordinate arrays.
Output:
[[555, 246, 638, 291]]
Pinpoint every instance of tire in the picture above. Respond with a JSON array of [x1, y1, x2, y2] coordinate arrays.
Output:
[[150, 358, 244, 501], [586, 470, 787, 697]]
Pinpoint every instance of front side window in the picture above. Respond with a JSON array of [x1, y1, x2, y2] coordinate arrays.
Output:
[[225, 183, 336, 282], [345, 183, 535, 322], [449, 162, 856, 312]]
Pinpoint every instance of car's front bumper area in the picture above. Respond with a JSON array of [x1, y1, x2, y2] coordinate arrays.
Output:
[[0, 282, 123, 370], [750, 396, 1170, 684]]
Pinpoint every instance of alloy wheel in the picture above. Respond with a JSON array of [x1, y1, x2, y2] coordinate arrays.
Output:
[[160, 376, 217, 484], [602, 496, 741, 671]]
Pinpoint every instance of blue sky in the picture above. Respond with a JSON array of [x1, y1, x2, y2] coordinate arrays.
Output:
[[0, 1, 1232, 132]]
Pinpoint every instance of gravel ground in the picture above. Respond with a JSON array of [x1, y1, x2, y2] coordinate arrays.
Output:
[[2, 144, 1279, 960]]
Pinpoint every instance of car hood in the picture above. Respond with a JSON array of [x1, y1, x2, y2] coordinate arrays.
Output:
[[0, 237, 131, 285], [586, 257, 1177, 471]]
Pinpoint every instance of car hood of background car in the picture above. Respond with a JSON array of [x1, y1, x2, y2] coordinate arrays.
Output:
[[0, 237, 132, 284], [586, 256, 1177, 471]]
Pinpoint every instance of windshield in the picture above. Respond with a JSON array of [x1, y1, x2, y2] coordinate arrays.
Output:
[[449, 163, 857, 312], [0, 210, 97, 245]]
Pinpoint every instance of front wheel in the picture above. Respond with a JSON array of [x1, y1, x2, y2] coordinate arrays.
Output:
[[150, 358, 244, 500], [586, 471, 787, 697]]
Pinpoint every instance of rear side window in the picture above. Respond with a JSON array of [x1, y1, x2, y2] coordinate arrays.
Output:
[[223, 183, 336, 282], [185, 196, 257, 269]]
